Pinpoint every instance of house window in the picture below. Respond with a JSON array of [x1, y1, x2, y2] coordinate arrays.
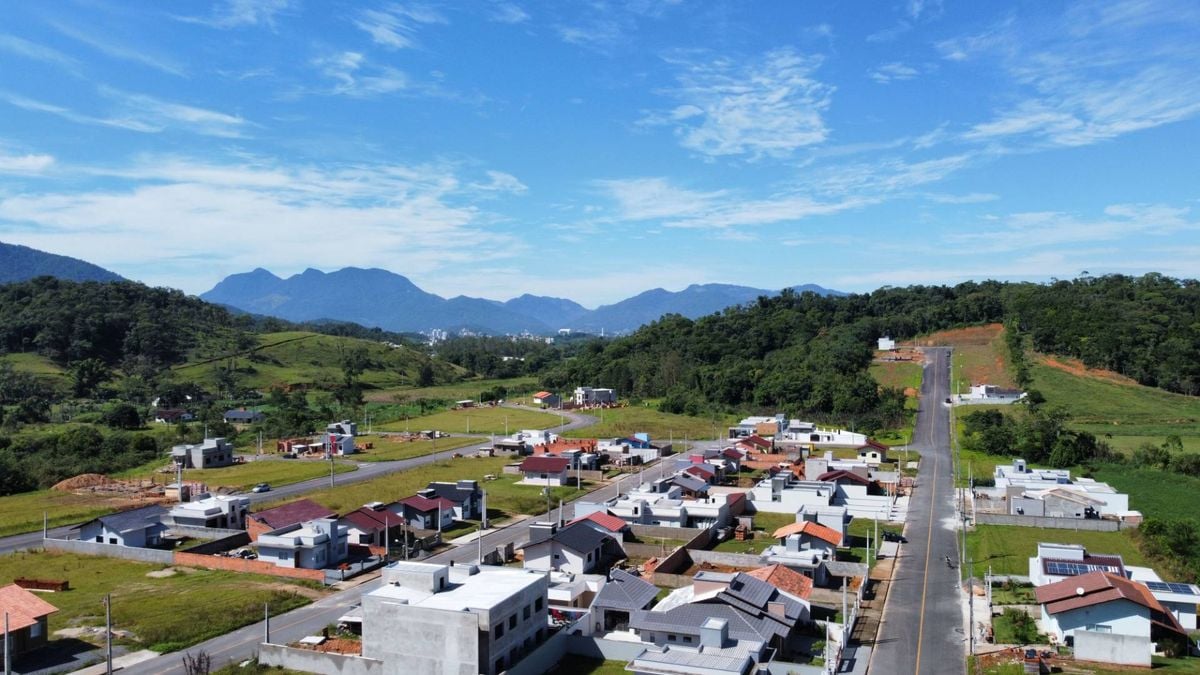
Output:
[[683, 636, 692, 643], [494, 623, 504, 639], [668, 634, 676, 642], [29, 620, 42, 638], [95, 536, 103, 543], [494, 657, 504, 673], [1086, 624, 1113, 633], [536, 597, 543, 611], [508, 615, 517, 629], [524, 606, 531, 619], [109, 537, 118, 544]]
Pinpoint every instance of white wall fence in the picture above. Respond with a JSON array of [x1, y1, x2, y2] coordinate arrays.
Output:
[[43, 537, 175, 564], [975, 513, 1127, 531], [258, 643, 383, 675]]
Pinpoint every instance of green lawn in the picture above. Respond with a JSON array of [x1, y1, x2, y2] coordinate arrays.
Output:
[[966, 525, 1146, 576], [267, 455, 593, 516], [1087, 466, 1200, 521], [1, 352, 68, 379], [562, 405, 734, 441], [367, 376, 539, 404], [179, 458, 357, 491], [376, 406, 561, 435], [870, 360, 923, 391], [1083, 433, 1200, 455], [1030, 360, 1200, 439], [0, 489, 121, 538], [990, 583, 1036, 605], [354, 435, 483, 462], [0, 551, 315, 653]]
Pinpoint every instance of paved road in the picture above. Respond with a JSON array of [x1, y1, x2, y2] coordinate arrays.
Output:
[[870, 346, 965, 675], [0, 405, 596, 556]]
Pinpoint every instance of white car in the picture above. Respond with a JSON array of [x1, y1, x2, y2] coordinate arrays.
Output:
[[252, 483, 271, 493]]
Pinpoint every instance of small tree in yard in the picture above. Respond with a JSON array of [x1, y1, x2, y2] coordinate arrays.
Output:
[[1001, 607, 1039, 644]]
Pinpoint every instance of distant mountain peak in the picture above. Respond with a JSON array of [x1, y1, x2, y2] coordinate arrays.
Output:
[[0, 242, 124, 285]]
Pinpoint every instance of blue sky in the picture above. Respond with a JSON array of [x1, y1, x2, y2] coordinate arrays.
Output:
[[0, 0, 1198, 306]]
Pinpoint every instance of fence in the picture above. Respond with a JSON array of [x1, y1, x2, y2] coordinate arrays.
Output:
[[258, 643, 383, 675], [179, 531, 250, 556], [43, 538, 175, 564], [975, 513, 1127, 531], [173, 551, 326, 582]]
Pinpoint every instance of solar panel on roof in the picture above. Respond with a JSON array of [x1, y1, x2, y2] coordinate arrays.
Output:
[[1169, 582, 1198, 595], [1146, 581, 1172, 592]]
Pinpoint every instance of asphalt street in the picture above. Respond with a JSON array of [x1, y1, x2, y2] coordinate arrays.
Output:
[[869, 346, 965, 675]]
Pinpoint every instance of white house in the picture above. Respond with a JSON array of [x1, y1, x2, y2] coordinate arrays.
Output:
[[993, 459, 1071, 488], [170, 437, 235, 469], [1126, 566, 1200, 631], [77, 505, 167, 548], [518, 456, 571, 486], [362, 562, 549, 675], [777, 421, 867, 449], [1036, 572, 1186, 667], [1028, 542, 1126, 587], [748, 474, 836, 514], [956, 384, 1025, 406], [574, 387, 616, 406], [257, 517, 349, 570], [167, 493, 248, 529], [519, 521, 625, 575], [877, 336, 896, 351]]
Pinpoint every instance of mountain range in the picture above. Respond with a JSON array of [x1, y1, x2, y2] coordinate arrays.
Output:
[[0, 242, 124, 284], [200, 267, 843, 335]]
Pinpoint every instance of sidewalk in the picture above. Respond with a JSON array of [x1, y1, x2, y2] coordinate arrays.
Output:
[[73, 650, 158, 675], [848, 543, 900, 674]]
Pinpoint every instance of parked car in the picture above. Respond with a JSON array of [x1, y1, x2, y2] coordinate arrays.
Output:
[[882, 531, 907, 543], [252, 483, 271, 493]]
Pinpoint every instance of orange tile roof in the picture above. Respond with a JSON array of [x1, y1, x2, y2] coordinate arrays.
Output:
[[0, 583, 58, 631], [746, 564, 814, 600], [1035, 571, 1176, 625], [568, 511, 629, 533], [772, 520, 843, 546]]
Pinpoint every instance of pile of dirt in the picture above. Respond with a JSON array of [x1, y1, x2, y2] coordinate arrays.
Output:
[[51, 474, 111, 491]]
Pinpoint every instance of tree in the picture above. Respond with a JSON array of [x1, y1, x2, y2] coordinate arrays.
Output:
[[70, 358, 111, 398], [102, 402, 142, 430], [417, 361, 435, 387]]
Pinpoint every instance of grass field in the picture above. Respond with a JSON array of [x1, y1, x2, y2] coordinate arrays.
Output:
[[173, 331, 463, 392], [562, 405, 733, 441], [712, 511, 792, 555], [366, 376, 539, 404], [268, 455, 592, 517], [180, 458, 357, 491], [1, 352, 68, 381], [1085, 434, 1200, 455], [869, 360, 923, 392], [916, 324, 1014, 393], [1087, 466, 1200, 521], [0, 551, 315, 653], [354, 435, 483, 462], [0, 489, 122, 538], [1029, 359, 1200, 441], [966, 525, 1146, 576], [375, 406, 561, 435], [546, 656, 629, 675]]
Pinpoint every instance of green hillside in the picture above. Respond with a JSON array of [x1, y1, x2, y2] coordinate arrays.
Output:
[[171, 331, 464, 391]]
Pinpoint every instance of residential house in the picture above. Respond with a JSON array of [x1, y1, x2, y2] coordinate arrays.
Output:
[[532, 391, 560, 408], [720, 447, 744, 473], [627, 617, 767, 675], [1008, 486, 1104, 519], [362, 561, 549, 675], [590, 569, 658, 633], [518, 456, 571, 486], [223, 409, 264, 424], [170, 437, 235, 469], [672, 473, 710, 498], [247, 499, 337, 542], [857, 441, 889, 466], [877, 336, 896, 351], [770, 521, 842, 560], [1036, 572, 1186, 667], [735, 435, 772, 455], [77, 505, 167, 548], [777, 421, 867, 450], [422, 480, 484, 520], [745, 564, 814, 603], [153, 408, 194, 424], [600, 438, 658, 466], [796, 504, 850, 543], [993, 459, 1071, 489], [399, 494, 456, 531], [573, 386, 616, 406], [0, 584, 57, 657], [519, 521, 626, 574], [568, 511, 632, 540], [728, 415, 786, 439], [341, 502, 401, 547], [257, 517, 349, 570], [748, 473, 836, 514], [326, 419, 357, 436], [1126, 566, 1200, 631], [1028, 542, 1127, 587], [547, 570, 607, 617], [958, 384, 1025, 405], [631, 571, 809, 660], [167, 493, 248, 529]]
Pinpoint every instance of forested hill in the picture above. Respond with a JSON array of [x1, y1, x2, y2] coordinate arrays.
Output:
[[539, 275, 1200, 422], [0, 242, 124, 284]]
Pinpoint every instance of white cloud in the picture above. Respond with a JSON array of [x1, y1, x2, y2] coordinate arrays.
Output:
[[597, 177, 724, 221], [0, 156, 522, 293], [177, 0, 292, 29], [2, 89, 248, 138], [0, 152, 54, 175], [471, 170, 528, 194], [869, 62, 919, 84], [312, 52, 408, 97], [945, 203, 1197, 253], [0, 34, 78, 71], [49, 21, 184, 76], [924, 192, 999, 204], [647, 48, 834, 160], [354, 4, 447, 50], [490, 3, 530, 24]]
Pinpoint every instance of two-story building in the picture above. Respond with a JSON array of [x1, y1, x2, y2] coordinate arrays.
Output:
[[167, 493, 248, 529], [256, 517, 348, 570], [519, 521, 626, 574], [170, 437, 236, 469]]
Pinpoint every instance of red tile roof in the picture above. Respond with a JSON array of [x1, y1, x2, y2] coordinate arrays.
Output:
[[341, 506, 400, 531], [746, 564, 814, 600], [816, 470, 871, 485], [862, 439, 889, 452], [0, 584, 58, 631], [685, 465, 715, 479], [738, 435, 772, 450], [399, 494, 456, 512], [772, 520, 843, 546], [569, 511, 630, 533], [722, 448, 745, 460], [251, 499, 337, 529], [533, 391, 554, 399], [1035, 572, 1189, 638], [520, 456, 571, 473]]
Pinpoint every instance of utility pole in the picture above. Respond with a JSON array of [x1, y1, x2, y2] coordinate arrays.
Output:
[[481, 489, 488, 530], [477, 526, 483, 565], [329, 452, 335, 488], [264, 602, 270, 644], [104, 594, 112, 675], [385, 513, 390, 560], [558, 498, 563, 526], [42, 511, 47, 540], [968, 557, 975, 657], [4, 611, 11, 675]]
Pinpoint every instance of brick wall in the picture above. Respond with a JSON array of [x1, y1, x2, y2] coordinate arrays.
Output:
[[247, 518, 272, 542], [173, 551, 326, 582]]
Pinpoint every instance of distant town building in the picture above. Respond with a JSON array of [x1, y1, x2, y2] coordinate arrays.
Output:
[[573, 386, 616, 406], [877, 336, 896, 351], [171, 437, 235, 469]]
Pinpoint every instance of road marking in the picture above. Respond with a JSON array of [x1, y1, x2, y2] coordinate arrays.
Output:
[[914, 351, 941, 674]]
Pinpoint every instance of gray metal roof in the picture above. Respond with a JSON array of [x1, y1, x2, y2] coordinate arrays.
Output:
[[672, 474, 709, 493], [553, 521, 614, 554], [96, 505, 167, 534], [593, 569, 658, 611], [630, 643, 758, 675], [424, 481, 479, 503], [631, 604, 772, 643]]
